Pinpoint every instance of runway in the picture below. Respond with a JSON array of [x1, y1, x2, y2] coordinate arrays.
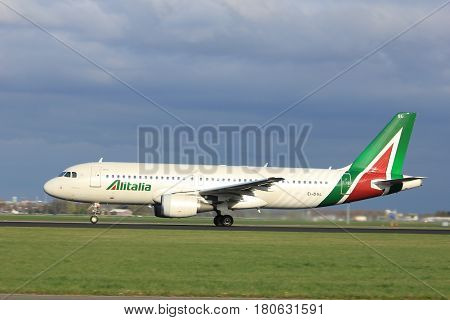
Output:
[[1, 221, 449, 234]]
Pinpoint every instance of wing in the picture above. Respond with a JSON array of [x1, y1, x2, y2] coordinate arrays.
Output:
[[199, 177, 284, 196]]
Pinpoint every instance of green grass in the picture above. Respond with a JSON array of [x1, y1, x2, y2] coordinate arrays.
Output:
[[0, 227, 448, 299], [0, 213, 447, 229]]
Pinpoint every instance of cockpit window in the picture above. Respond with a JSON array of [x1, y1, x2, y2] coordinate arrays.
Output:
[[72, 172, 77, 178], [64, 172, 71, 178], [58, 172, 66, 177]]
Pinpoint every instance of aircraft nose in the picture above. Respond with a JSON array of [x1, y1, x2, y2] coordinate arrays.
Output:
[[44, 178, 60, 197]]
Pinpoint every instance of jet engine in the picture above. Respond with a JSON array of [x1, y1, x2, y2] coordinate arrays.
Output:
[[154, 193, 214, 218]]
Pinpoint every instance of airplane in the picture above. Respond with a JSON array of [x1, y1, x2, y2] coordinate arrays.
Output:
[[44, 112, 424, 227]]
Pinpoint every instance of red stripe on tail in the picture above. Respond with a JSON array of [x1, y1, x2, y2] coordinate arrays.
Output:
[[345, 145, 393, 202]]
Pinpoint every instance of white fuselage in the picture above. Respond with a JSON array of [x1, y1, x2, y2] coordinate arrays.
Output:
[[44, 162, 344, 209]]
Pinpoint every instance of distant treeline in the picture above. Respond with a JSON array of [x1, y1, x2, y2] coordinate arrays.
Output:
[[0, 199, 449, 217], [0, 199, 152, 215]]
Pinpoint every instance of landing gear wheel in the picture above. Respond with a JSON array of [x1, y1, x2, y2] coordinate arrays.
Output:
[[221, 215, 234, 227], [90, 215, 99, 224], [213, 215, 221, 226], [88, 203, 101, 224]]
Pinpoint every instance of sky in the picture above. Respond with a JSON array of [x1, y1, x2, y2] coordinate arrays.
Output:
[[0, 0, 449, 213]]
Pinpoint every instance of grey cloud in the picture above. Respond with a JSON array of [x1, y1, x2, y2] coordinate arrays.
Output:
[[0, 0, 449, 211]]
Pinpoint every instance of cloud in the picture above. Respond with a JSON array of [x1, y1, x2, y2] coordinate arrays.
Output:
[[0, 0, 127, 39], [0, 0, 449, 211], [1, 0, 449, 104]]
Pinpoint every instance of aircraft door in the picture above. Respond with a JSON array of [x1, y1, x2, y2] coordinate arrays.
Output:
[[90, 166, 102, 188], [340, 173, 352, 195]]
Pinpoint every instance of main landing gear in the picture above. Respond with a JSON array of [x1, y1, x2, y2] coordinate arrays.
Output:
[[213, 210, 234, 227], [89, 203, 101, 224]]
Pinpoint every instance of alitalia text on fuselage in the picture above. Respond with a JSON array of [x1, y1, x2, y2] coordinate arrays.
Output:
[[107, 180, 152, 192]]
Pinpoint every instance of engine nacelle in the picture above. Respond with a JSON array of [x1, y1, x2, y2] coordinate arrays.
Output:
[[154, 193, 213, 218]]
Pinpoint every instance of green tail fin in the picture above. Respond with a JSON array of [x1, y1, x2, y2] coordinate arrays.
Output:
[[319, 112, 417, 207], [349, 112, 416, 178]]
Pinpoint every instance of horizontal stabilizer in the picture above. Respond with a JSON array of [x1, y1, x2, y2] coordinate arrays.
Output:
[[374, 177, 426, 189]]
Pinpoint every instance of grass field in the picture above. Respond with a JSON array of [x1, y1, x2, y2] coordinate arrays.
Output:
[[0, 213, 447, 229], [0, 226, 448, 299]]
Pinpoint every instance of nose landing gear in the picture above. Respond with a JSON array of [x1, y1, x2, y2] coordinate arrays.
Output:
[[90, 215, 99, 224], [88, 203, 101, 224]]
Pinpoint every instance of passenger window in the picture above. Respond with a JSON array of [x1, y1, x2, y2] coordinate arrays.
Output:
[[64, 172, 71, 178]]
